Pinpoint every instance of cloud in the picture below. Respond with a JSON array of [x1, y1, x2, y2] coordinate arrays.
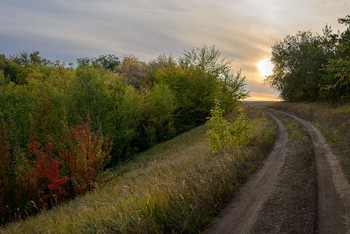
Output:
[[0, 0, 349, 99]]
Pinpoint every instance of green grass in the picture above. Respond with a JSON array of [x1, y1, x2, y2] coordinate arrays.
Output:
[[1, 107, 276, 233]]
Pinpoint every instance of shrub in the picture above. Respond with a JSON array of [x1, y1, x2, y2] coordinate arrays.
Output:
[[0, 116, 111, 223], [206, 100, 233, 151], [206, 100, 252, 152], [27, 138, 68, 205], [0, 123, 10, 217], [59, 116, 112, 194]]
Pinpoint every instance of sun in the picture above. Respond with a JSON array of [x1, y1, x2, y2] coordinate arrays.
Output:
[[258, 59, 274, 77]]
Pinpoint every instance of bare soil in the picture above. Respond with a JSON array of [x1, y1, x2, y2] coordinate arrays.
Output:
[[280, 110, 350, 233], [204, 110, 350, 234], [204, 113, 288, 234], [251, 112, 317, 234]]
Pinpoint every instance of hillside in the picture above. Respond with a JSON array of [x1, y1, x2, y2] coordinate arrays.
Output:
[[1, 106, 275, 233]]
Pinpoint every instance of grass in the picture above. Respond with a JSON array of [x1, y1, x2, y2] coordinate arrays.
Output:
[[1, 106, 276, 233], [268, 102, 350, 180]]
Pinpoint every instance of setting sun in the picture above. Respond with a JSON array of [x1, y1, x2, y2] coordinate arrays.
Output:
[[258, 59, 274, 77]]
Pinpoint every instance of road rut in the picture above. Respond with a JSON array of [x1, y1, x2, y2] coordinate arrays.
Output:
[[279, 110, 350, 233], [204, 113, 288, 234]]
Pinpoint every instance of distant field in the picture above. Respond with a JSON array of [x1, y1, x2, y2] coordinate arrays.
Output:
[[242, 101, 280, 105]]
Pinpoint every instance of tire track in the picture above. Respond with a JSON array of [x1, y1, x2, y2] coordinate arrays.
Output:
[[204, 113, 288, 234], [278, 110, 350, 233]]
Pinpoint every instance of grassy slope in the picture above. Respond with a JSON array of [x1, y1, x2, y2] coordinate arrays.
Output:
[[268, 102, 350, 180], [1, 106, 276, 233]]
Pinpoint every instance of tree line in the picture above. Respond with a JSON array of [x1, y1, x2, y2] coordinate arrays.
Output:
[[266, 15, 350, 102], [0, 46, 248, 223]]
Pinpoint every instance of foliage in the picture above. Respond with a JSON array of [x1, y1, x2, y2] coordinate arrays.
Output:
[[206, 100, 252, 152], [266, 15, 350, 102], [151, 47, 248, 132], [206, 100, 233, 151], [11, 51, 52, 67], [0, 117, 111, 224], [77, 54, 120, 72], [139, 83, 176, 147], [229, 109, 252, 147], [116, 56, 147, 88], [1, 107, 276, 233], [27, 138, 68, 205], [265, 31, 331, 101], [326, 57, 350, 88], [0, 46, 248, 223], [59, 116, 111, 194]]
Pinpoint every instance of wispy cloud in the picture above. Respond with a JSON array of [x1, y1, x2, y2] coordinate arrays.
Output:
[[0, 0, 349, 99]]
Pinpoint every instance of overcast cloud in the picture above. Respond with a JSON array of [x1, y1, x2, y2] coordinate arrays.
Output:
[[0, 0, 349, 100]]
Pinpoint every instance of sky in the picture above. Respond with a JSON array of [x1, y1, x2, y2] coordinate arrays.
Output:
[[0, 0, 349, 101]]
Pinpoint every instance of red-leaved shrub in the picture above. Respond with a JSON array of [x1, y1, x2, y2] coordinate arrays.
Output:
[[59, 116, 111, 194], [0, 116, 111, 224], [27, 138, 68, 205], [0, 123, 10, 218]]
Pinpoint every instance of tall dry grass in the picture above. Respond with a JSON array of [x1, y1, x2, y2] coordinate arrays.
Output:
[[1, 106, 276, 233]]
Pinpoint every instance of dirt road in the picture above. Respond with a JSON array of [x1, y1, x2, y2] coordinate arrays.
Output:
[[280, 110, 350, 233], [204, 113, 288, 234], [204, 110, 350, 234]]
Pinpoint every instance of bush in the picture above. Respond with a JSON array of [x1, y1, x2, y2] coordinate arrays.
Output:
[[0, 46, 248, 223], [206, 100, 252, 152], [0, 117, 111, 224]]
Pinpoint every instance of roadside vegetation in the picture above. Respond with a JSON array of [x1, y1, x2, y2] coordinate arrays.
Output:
[[0, 46, 249, 223], [252, 112, 316, 233], [268, 102, 350, 181], [265, 14, 350, 183], [1, 106, 276, 233]]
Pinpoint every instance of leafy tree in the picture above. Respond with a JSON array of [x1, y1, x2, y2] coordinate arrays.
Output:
[[77, 54, 120, 72], [266, 15, 350, 102], [0, 46, 248, 222], [116, 56, 148, 89], [179, 45, 231, 77], [324, 15, 350, 101], [266, 31, 332, 101], [137, 83, 176, 148], [93, 54, 120, 72], [11, 51, 51, 66]]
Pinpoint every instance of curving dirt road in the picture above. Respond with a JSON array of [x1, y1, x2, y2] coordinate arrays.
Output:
[[204, 113, 288, 234], [204, 110, 350, 234], [279, 110, 350, 234]]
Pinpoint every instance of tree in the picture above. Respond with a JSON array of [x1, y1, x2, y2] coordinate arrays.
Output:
[[77, 54, 120, 73], [266, 15, 350, 102], [11, 51, 51, 66], [179, 45, 231, 78], [265, 31, 332, 101], [93, 54, 120, 72], [116, 56, 147, 89]]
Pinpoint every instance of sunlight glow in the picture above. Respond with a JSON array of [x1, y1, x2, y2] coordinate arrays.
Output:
[[257, 59, 274, 77]]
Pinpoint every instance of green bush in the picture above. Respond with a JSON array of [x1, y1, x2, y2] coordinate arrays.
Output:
[[206, 100, 252, 152]]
